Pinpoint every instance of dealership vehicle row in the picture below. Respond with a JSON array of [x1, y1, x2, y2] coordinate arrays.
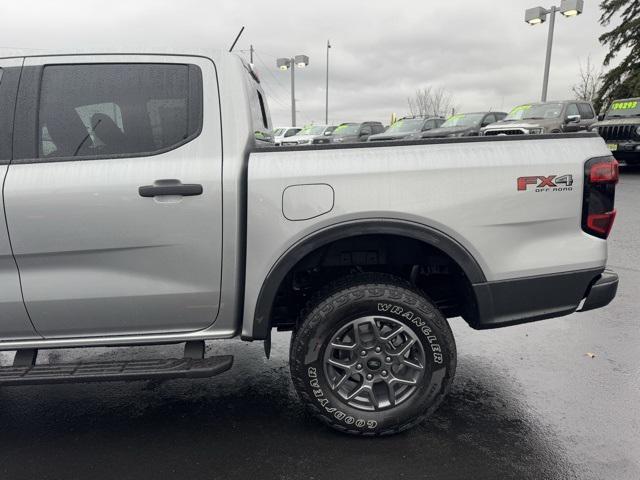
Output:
[[274, 97, 640, 165]]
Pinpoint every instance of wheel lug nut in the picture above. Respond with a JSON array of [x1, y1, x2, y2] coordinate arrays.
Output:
[[366, 374, 373, 380], [375, 346, 381, 353], [360, 350, 367, 357], [382, 370, 388, 377], [385, 356, 392, 363], [356, 364, 363, 370]]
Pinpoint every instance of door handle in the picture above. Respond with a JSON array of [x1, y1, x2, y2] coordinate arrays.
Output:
[[139, 183, 203, 198]]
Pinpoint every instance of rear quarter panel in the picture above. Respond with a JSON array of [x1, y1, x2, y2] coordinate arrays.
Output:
[[243, 136, 611, 334]]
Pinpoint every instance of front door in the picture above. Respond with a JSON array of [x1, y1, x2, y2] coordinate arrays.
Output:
[[563, 103, 582, 132], [4, 55, 223, 338]]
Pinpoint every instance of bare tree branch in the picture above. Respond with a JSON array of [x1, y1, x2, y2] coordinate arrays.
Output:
[[407, 86, 457, 117], [572, 56, 603, 103]]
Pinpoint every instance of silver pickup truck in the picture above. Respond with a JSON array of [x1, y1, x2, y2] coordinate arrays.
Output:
[[0, 49, 619, 435]]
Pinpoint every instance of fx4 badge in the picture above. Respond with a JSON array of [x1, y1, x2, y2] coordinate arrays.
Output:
[[517, 175, 574, 192]]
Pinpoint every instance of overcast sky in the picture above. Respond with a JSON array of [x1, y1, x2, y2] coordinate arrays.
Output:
[[0, 0, 617, 127]]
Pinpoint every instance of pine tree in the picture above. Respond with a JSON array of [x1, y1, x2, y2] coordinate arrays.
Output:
[[594, 0, 640, 112]]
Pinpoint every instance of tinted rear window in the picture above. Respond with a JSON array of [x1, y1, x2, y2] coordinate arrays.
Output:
[[38, 63, 202, 159], [577, 103, 594, 119]]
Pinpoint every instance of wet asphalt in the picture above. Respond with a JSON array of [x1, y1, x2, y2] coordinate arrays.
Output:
[[1, 170, 639, 480]]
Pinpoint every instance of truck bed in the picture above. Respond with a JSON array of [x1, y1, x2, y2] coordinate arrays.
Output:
[[242, 133, 611, 336]]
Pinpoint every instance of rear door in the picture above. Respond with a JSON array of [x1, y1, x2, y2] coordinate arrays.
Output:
[[0, 58, 38, 340], [4, 55, 223, 338], [577, 103, 596, 130], [359, 124, 373, 141]]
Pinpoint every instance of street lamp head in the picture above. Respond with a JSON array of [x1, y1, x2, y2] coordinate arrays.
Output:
[[560, 0, 584, 17], [525, 6, 547, 25], [277, 58, 291, 71], [294, 55, 310, 68]]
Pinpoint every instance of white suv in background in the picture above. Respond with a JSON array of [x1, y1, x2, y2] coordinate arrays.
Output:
[[273, 127, 302, 146], [281, 124, 337, 146]]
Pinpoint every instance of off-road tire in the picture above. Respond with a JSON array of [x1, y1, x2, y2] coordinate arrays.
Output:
[[290, 273, 456, 436]]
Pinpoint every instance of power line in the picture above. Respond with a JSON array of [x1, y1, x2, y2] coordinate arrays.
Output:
[[261, 83, 289, 109], [254, 51, 291, 98]]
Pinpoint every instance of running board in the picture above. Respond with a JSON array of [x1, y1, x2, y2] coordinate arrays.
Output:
[[0, 356, 233, 386]]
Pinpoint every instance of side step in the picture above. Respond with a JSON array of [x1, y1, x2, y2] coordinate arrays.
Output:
[[0, 355, 233, 387]]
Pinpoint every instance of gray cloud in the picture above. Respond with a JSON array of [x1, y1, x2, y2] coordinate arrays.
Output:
[[0, 0, 612, 126]]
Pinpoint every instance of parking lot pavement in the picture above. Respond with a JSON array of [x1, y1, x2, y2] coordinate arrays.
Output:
[[1, 169, 639, 480]]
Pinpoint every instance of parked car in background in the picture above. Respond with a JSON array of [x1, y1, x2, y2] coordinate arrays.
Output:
[[591, 98, 640, 165], [478, 104, 533, 134], [273, 127, 302, 146], [324, 121, 385, 143], [282, 124, 336, 146], [368, 116, 445, 142], [482, 101, 596, 136], [421, 112, 507, 138]]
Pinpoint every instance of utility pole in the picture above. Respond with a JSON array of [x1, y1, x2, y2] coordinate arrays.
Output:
[[277, 55, 310, 127], [325, 40, 331, 125], [290, 59, 296, 126], [525, 1, 584, 102], [540, 6, 556, 102], [250, 44, 254, 64]]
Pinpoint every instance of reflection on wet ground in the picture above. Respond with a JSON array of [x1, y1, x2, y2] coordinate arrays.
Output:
[[0, 339, 597, 480]]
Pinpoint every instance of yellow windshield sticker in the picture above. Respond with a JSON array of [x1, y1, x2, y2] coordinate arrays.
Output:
[[510, 104, 532, 114], [611, 101, 638, 110]]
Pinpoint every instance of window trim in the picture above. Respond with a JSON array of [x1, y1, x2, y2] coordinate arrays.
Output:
[[12, 62, 203, 164], [256, 90, 269, 130], [0, 65, 22, 165]]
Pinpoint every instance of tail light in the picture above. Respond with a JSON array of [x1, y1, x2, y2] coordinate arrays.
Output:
[[582, 156, 618, 239], [589, 160, 619, 184]]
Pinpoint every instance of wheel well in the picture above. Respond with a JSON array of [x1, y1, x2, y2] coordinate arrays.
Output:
[[268, 234, 479, 332]]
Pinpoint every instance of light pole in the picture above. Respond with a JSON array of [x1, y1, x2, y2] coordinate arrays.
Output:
[[525, 0, 584, 102], [277, 55, 310, 127], [325, 40, 331, 125]]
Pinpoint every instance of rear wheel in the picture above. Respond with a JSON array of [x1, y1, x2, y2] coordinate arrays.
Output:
[[289, 273, 456, 435]]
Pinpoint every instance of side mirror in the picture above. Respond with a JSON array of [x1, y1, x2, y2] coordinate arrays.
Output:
[[566, 115, 581, 124], [360, 131, 371, 137], [597, 113, 605, 121], [324, 131, 333, 136]]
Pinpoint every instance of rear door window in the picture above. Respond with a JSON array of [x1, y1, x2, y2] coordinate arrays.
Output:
[[578, 103, 595, 119], [38, 63, 202, 160]]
